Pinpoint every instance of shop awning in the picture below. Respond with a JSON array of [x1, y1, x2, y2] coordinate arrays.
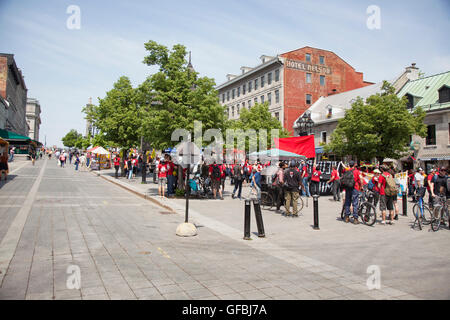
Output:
[[0, 128, 31, 142], [418, 153, 450, 161]]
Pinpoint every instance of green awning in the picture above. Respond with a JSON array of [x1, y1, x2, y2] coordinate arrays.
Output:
[[0, 128, 31, 141]]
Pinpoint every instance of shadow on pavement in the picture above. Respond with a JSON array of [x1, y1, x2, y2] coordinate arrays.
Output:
[[0, 175, 17, 189]]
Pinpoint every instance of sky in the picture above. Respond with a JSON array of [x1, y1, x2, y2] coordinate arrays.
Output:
[[0, 0, 449, 147]]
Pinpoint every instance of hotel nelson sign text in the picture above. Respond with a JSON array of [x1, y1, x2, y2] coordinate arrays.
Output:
[[286, 59, 332, 75]]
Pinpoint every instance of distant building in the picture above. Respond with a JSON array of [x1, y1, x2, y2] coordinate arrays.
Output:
[[398, 70, 450, 171], [0, 95, 7, 129], [216, 46, 373, 133], [26, 98, 41, 141], [293, 63, 420, 161], [0, 53, 28, 136]]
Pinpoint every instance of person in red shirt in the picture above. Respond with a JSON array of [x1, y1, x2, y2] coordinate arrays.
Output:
[[113, 155, 121, 179], [300, 160, 311, 197], [426, 168, 436, 208], [327, 165, 340, 201], [343, 161, 363, 224], [220, 163, 227, 193], [209, 161, 224, 200], [158, 157, 168, 199], [165, 155, 175, 197], [371, 169, 381, 208], [310, 165, 321, 196]]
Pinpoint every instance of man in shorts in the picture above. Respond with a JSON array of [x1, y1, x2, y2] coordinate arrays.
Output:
[[209, 161, 224, 200], [158, 157, 168, 199], [378, 166, 395, 225]]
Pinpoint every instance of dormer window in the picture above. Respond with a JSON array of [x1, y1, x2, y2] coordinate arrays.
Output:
[[438, 85, 450, 103], [405, 93, 422, 109]]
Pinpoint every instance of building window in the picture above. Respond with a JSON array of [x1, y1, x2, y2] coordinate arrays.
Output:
[[232, 89, 235, 99], [321, 131, 327, 144], [426, 124, 436, 145], [248, 100, 251, 108], [306, 73, 312, 84], [232, 106, 235, 117], [254, 97, 258, 105], [439, 86, 450, 103], [275, 89, 280, 103], [268, 92, 272, 105], [222, 94, 225, 103], [237, 104, 240, 115], [248, 81, 252, 92], [254, 78, 258, 90], [243, 83, 246, 95], [319, 56, 324, 65], [306, 53, 311, 62], [227, 107, 229, 117], [242, 101, 245, 110], [268, 72, 272, 85], [237, 86, 240, 97], [406, 94, 414, 109], [275, 69, 280, 82], [306, 94, 312, 104], [261, 75, 265, 88], [227, 91, 230, 101], [320, 75, 325, 86], [261, 95, 265, 103], [275, 112, 279, 121]]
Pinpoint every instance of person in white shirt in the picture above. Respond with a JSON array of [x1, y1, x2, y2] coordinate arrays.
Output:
[[414, 168, 425, 189]]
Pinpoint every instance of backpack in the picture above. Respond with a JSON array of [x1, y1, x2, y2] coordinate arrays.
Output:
[[384, 173, 398, 196], [368, 179, 375, 191], [212, 165, 221, 179], [341, 169, 355, 189]]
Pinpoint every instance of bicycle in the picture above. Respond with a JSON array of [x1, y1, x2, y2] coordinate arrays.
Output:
[[260, 184, 304, 213], [340, 187, 377, 226], [411, 191, 432, 230], [431, 194, 449, 232]]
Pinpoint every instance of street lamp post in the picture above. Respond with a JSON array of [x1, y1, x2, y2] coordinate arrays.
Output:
[[296, 111, 314, 136]]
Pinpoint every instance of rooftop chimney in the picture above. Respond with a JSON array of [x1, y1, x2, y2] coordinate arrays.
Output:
[[240, 66, 253, 74], [405, 63, 419, 81]]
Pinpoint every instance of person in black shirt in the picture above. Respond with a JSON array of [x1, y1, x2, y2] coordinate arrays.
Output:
[[430, 167, 449, 198], [283, 160, 302, 217]]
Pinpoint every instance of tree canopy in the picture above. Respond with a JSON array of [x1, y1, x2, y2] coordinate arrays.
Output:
[[324, 81, 427, 162], [61, 129, 82, 148], [140, 40, 226, 150]]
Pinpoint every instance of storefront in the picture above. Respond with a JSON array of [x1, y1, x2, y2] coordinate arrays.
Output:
[[418, 154, 450, 173]]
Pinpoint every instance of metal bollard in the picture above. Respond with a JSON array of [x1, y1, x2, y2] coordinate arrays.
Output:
[[253, 200, 265, 238], [402, 192, 407, 216], [313, 195, 320, 230], [244, 200, 251, 240]]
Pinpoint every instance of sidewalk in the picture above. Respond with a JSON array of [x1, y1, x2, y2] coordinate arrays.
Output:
[[91, 168, 450, 299]]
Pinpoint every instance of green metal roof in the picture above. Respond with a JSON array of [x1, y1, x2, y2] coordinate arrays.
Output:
[[397, 71, 450, 111]]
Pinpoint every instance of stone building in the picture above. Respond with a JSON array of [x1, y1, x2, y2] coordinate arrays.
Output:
[[216, 46, 373, 133], [0, 53, 28, 136], [26, 98, 41, 141], [397, 71, 450, 171]]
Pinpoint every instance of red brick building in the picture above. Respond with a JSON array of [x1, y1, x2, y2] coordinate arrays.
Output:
[[217, 46, 372, 133]]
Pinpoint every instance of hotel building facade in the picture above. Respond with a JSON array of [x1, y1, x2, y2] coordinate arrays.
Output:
[[216, 46, 373, 133]]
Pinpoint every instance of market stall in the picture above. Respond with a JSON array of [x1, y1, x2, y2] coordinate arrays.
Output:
[[88, 146, 111, 170]]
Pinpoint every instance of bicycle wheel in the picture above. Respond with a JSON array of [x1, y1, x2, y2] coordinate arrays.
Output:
[[359, 202, 377, 226], [431, 206, 442, 232], [421, 205, 433, 225], [260, 192, 273, 210], [297, 196, 304, 212]]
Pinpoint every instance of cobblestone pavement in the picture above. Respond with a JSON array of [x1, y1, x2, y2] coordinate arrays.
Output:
[[0, 159, 449, 300]]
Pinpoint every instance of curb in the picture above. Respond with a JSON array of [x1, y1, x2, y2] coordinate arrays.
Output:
[[91, 171, 177, 214]]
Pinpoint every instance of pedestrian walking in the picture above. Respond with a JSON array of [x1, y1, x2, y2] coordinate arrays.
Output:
[[327, 165, 341, 201], [310, 164, 321, 196], [231, 162, 244, 200], [283, 160, 302, 217], [341, 161, 363, 224], [74, 154, 80, 171], [300, 160, 311, 197], [250, 167, 262, 200], [158, 157, 167, 199], [59, 153, 66, 167], [273, 162, 286, 212], [209, 161, 224, 200], [0, 152, 9, 180], [113, 154, 121, 179]]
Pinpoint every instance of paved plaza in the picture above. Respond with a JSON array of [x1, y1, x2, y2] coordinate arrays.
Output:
[[0, 158, 449, 300]]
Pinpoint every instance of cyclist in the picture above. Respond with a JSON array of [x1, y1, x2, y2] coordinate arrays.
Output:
[[430, 166, 449, 225]]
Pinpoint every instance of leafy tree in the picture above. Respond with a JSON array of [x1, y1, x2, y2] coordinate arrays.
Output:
[[324, 81, 427, 163], [140, 40, 226, 150], [83, 77, 141, 150], [61, 129, 82, 148], [226, 102, 290, 151]]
